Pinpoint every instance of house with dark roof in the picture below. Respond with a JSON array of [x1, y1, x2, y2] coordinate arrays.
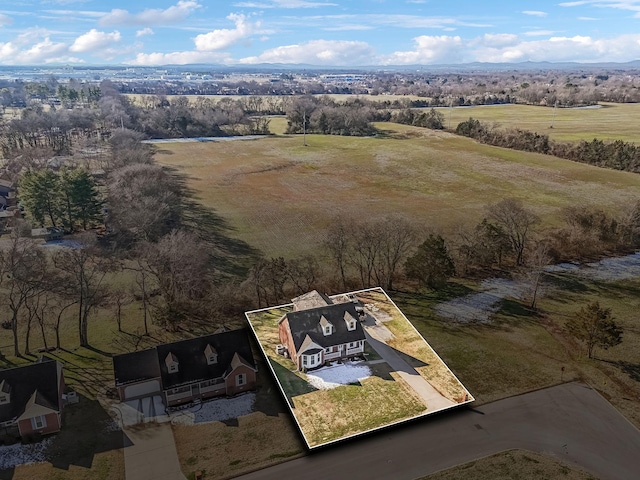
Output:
[[278, 291, 367, 370], [0, 357, 65, 439], [113, 329, 257, 408]]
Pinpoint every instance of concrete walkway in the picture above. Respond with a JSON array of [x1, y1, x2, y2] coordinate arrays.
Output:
[[122, 423, 187, 480], [363, 325, 456, 412]]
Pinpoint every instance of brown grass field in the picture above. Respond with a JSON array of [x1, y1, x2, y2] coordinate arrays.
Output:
[[154, 122, 640, 258]]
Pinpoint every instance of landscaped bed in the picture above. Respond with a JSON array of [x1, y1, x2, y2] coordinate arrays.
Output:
[[246, 287, 474, 448]]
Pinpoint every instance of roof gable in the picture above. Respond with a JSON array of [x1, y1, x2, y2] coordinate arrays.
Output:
[[0, 357, 62, 424], [285, 302, 366, 353], [155, 329, 255, 390]]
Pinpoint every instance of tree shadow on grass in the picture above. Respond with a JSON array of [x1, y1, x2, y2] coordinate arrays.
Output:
[[253, 359, 290, 417], [545, 273, 592, 299], [616, 361, 640, 383], [166, 167, 263, 277], [268, 359, 318, 408]]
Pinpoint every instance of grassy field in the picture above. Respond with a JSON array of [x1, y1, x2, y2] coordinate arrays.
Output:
[[434, 102, 640, 142], [154, 123, 640, 258]]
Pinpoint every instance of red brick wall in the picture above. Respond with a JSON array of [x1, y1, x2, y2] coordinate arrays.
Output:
[[18, 412, 61, 437], [278, 318, 297, 364], [225, 365, 257, 396]]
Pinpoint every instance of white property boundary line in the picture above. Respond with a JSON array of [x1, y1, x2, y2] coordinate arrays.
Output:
[[245, 286, 475, 450]]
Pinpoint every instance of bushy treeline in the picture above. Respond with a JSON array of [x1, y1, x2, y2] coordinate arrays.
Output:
[[0, 82, 269, 158], [285, 96, 379, 136], [456, 118, 640, 173]]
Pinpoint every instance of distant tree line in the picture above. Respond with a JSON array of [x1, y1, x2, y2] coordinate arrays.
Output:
[[456, 118, 640, 174]]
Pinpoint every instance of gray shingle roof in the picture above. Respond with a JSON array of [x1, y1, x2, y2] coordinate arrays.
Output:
[[0, 357, 61, 424], [286, 302, 366, 353]]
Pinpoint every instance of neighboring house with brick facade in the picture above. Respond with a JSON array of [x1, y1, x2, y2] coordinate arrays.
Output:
[[278, 291, 367, 371], [113, 329, 257, 408], [0, 357, 65, 439]]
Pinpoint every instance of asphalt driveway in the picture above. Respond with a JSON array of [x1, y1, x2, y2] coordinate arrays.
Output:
[[236, 382, 640, 480]]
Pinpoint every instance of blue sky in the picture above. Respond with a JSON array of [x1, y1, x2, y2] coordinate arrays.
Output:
[[1, 1, 640, 66]]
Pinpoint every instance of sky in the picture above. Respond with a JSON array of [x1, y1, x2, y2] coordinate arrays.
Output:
[[1, 1, 640, 66]]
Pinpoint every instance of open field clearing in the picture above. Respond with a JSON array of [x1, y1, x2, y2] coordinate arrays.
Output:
[[434, 102, 640, 142], [155, 123, 640, 258]]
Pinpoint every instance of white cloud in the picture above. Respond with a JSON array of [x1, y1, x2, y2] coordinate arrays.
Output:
[[476, 33, 519, 48], [522, 10, 547, 17], [472, 34, 640, 63], [524, 30, 556, 36], [0, 14, 13, 27], [136, 27, 154, 37], [127, 50, 231, 65], [233, 0, 336, 8], [323, 24, 374, 31], [239, 39, 376, 65], [559, 0, 640, 17], [69, 29, 121, 53], [578, 16, 598, 20], [383, 35, 464, 64], [0, 30, 74, 65], [194, 13, 258, 51], [99, 1, 201, 27]]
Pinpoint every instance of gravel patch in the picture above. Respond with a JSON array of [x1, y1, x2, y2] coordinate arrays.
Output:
[[545, 252, 640, 281], [305, 362, 372, 390], [143, 135, 267, 144], [435, 278, 527, 324], [170, 392, 255, 425], [0, 438, 52, 470]]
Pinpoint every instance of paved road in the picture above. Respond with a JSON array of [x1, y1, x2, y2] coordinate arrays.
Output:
[[363, 328, 455, 411], [237, 383, 640, 480]]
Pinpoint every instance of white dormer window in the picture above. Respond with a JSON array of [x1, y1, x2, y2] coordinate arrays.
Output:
[[165, 352, 179, 373], [344, 312, 357, 331], [204, 344, 218, 365], [0, 380, 9, 405], [319, 315, 333, 336]]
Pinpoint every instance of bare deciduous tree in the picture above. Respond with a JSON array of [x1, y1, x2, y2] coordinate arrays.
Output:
[[1, 235, 48, 356], [143, 230, 211, 330], [488, 198, 539, 266], [53, 235, 112, 347]]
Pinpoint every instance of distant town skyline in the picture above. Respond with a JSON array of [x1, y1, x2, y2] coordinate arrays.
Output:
[[1, 1, 640, 66]]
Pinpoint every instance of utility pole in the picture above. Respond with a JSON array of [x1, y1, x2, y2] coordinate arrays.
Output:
[[550, 100, 557, 129], [303, 111, 307, 146], [448, 97, 453, 130]]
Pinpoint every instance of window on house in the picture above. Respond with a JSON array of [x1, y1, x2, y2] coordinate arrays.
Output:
[[0, 394, 8, 405], [31, 415, 47, 429], [236, 373, 247, 386], [302, 356, 308, 365], [324, 325, 332, 335], [168, 363, 178, 373]]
